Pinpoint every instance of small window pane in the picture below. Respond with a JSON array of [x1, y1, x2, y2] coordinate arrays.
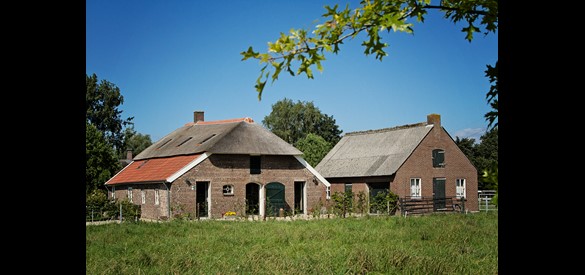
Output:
[[223, 185, 234, 195]]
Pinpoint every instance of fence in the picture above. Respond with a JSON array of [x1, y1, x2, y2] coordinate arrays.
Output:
[[478, 190, 497, 212], [86, 201, 141, 223], [399, 196, 465, 216]]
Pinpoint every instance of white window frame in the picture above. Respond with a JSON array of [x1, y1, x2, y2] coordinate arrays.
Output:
[[141, 189, 146, 204], [223, 185, 234, 196], [326, 186, 331, 200], [456, 178, 466, 198], [111, 186, 116, 199], [410, 178, 421, 198], [128, 187, 133, 202], [154, 188, 160, 205]]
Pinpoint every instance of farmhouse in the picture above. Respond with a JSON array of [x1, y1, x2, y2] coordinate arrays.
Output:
[[105, 111, 330, 220], [315, 114, 479, 214]]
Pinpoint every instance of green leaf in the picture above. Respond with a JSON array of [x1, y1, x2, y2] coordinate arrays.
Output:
[[240, 46, 259, 61]]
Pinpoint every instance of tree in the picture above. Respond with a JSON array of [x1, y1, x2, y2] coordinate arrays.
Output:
[[242, 0, 497, 99], [86, 73, 134, 152], [262, 98, 342, 146], [454, 136, 476, 160], [455, 127, 497, 190], [86, 122, 120, 194], [484, 61, 498, 129], [474, 126, 498, 189], [295, 133, 333, 167], [118, 126, 153, 159]]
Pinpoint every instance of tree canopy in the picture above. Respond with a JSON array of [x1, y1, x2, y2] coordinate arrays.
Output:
[[86, 73, 140, 194], [118, 126, 153, 160], [295, 133, 333, 167], [86, 73, 134, 152], [86, 122, 120, 194], [241, 0, 497, 100], [262, 98, 342, 146], [455, 126, 498, 190]]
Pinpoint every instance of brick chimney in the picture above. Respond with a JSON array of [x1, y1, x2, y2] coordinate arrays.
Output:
[[427, 113, 441, 128], [194, 111, 204, 123], [126, 150, 133, 161]]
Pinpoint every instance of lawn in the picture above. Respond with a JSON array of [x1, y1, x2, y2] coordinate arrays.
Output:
[[86, 212, 498, 274]]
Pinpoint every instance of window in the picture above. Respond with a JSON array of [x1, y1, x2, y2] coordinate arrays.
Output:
[[111, 186, 116, 199], [154, 189, 160, 205], [344, 183, 352, 193], [326, 186, 331, 200], [456, 179, 466, 198], [127, 187, 133, 202], [250, 156, 261, 174], [432, 149, 445, 168], [223, 185, 234, 196], [141, 189, 146, 204], [410, 178, 421, 198]]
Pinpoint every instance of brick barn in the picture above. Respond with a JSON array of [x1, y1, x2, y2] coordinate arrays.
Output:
[[105, 111, 331, 220], [315, 114, 479, 214]]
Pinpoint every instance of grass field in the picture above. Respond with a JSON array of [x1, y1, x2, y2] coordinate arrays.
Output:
[[86, 212, 498, 274]]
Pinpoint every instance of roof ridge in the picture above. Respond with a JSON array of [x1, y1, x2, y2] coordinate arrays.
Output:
[[346, 122, 428, 136], [184, 117, 255, 126]]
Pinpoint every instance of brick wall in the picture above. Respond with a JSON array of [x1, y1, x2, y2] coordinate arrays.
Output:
[[108, 183, 169, 220], [171, 154, 328, 219], [393, 126, 478, 212]]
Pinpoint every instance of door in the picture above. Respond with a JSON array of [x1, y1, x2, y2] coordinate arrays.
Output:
[[433, 178, 446, 210], [246, 183, 260, 215], [265, 182, 285, 217], [196, 181, 209, 217], [294, 181, 305, 214], [368, 182, 389, 214]]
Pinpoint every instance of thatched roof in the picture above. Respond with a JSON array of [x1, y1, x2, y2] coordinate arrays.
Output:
[[134, 118, 302, 160], [315, 123, 433, 178]]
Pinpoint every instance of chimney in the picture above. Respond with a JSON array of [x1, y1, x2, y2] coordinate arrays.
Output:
[[427, 113, 441, 128], [194, 111, 204, 123], [126, 150, 133, 161]]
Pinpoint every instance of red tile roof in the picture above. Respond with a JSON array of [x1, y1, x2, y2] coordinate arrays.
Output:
[[106, 154, 200, 185]]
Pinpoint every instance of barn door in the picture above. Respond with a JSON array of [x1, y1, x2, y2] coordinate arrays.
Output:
[[265, 182, 285, 216], [433, 178, 446, 210]]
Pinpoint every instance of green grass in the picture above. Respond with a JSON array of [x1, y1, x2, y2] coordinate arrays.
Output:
[[86, 212, 498, 274]]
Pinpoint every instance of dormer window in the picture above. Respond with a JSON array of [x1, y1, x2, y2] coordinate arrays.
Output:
[[432, 149, 445, 168]]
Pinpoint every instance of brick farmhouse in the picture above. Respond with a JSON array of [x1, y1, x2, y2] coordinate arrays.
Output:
[[315, 114, 479, 214], [105, 111, 331, 220]]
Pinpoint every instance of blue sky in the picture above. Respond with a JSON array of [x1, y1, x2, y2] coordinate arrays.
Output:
[[86, 1, 497, 143]]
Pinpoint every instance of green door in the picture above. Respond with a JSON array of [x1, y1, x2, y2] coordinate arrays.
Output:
[[433, 178, 446, 210], [265, 182, 285, 217]]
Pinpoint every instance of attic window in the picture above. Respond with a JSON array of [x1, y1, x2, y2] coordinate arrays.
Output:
[[432, 149, 445, 168], [156, 139, 172, 149], [198, 134, 216, 145], [176, 137, 192, 147]]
